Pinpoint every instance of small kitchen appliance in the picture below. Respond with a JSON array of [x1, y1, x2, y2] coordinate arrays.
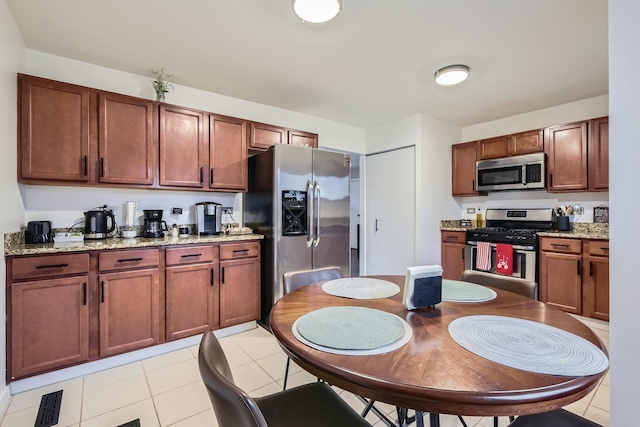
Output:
[[84, 208, 116, 240], [476, 153, 545, 192], [122, 201, 138, 238], [196, 202, 222, 235], [26, 220, 52, 244], [143, 210, 168, 238]]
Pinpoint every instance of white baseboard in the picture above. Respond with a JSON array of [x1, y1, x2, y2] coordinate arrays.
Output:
[[0, 385, 11, 422], [9, 321, 256, 395]]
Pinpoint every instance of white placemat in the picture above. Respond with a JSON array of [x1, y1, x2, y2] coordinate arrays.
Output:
[[293, 306, 412, 355], [448, 315, 609, 376], [321, 277, 400, 299], [442, 279, 497, 303]]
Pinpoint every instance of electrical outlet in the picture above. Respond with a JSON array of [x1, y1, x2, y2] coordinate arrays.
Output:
[[171, 207, 183, 215], [222, 207, 233, 214], [466, 208, 476, 214], [107, 205, 117, 216]]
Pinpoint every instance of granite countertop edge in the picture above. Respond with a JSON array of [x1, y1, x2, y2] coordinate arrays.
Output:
[[5, 234, 264, 257], [439, 220, 609, 240]]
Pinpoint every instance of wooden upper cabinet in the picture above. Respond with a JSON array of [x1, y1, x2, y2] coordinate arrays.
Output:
[[288, 129, 318, 148], [509, 129, 544, 156], [546, 121, 589, 192], [159, 105, 206, 188], [19, 75, 90, 182], [209, 115, 248, 191], [589, 117, 609, 191], [249, 122, 287, 151], [452, 141, 479, 196], [477, 136, 508, 160], [98, 93, 155, 185]]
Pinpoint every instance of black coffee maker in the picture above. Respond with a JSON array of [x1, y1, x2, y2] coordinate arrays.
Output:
[[143, 210, 167, 238]]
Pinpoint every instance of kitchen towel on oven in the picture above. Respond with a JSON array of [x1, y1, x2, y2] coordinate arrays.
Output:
[[496, 243, 513, 275], [476, 241, 492, 271]]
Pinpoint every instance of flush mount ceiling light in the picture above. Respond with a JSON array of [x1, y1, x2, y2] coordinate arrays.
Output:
[[292, 0, 342, 23], [434, 65, 470, 86]]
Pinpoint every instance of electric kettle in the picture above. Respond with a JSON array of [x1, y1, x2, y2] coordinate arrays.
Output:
[[84, 208, 116, 240]]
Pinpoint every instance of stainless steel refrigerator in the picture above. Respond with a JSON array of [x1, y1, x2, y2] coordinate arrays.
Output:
[[244, 144, 350, 326]]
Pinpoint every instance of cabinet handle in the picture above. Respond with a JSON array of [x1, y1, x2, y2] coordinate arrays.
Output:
[[461, 248, 464, 260], [549, 173, 553, 187], [101, 281, 105, 303], [232, 249, 249, 254], [221, 266, 225, 284], [117, 257, 143, 263], [199, 167, 203, 185], [83, 155, 88, 176], [446, 235, 458, 240], [472, 179, 475, 191], [210, 168, 214, 185], [35, 263, 68, 269], [551, 243, 570, 249], [577, 260, 581, 275], [375, 219, 379, 232], [590, 261, 594, 277], [100, 158, 105, 177], [602, 247, 609, 252], [211, 268, 215, 286], [180, 253, 202, 258], [82, 282, 87, 305]]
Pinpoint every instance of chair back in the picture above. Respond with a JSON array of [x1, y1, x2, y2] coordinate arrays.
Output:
[[461, 270, 538, 300], [198, 331, 268, 427], [283, 266, 343, 295]]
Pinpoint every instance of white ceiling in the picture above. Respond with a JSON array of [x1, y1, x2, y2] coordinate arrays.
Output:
[[7, 0, 608, 128]]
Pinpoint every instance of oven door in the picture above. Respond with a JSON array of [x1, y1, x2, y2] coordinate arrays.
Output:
[[465, 241, 537, 281]]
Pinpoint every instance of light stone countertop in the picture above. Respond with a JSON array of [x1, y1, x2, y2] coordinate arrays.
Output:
[[439, 220, 608, 240], [4, 234, 264, 257]]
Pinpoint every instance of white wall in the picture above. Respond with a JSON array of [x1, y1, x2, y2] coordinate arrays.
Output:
[[610, 0, 638, 424], [0, 0, 25, 410], [17, 50, 366, 231], [419, 114, 461, 264], [365, 114, 421, 154]]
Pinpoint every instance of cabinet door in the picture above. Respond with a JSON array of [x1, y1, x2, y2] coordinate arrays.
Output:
[[508, 129, 544, 156], [546, 122, 588, 192], [441, 242, 465, 280], [589, 117, 609, 191], [209, 115, 248, 191], [98, 93, 155, 185], [585, 256, 609, 321], [99, 269, 160, 357], [159, 105, 206, 188], [452, 141, 479, 196], [249, 122, 287, 151], [11, 276, 89, 379], [540, 251, 582, 314], [19, 75, 90, 182], [288, 129, 318, 148], [166, 262, 219, 340], [477, 136, 508, 160], [219, 258, 260, 328]]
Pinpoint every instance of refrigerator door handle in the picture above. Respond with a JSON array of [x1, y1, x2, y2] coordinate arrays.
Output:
[[314, 180, 321, 247], [306, 179, 314, 247]]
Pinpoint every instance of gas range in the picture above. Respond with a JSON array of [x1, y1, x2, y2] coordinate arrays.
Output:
[[465, 208, 556, 247]]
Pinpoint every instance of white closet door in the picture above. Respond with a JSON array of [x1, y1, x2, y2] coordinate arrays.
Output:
[[365, 146, 415, 275]]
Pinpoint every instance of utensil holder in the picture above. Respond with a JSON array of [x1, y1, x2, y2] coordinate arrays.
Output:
[[556, 216, 570, 231]]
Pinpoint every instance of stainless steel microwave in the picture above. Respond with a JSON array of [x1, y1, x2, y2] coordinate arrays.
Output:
[[476, 153, 545, 192]]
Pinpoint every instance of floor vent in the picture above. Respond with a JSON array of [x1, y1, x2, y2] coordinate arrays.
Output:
[[34, 390, 63, 427], [117, 419, 141, 427]]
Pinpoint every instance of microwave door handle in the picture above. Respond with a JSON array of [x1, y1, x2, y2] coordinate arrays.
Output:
[[522, 165, 527, 185]]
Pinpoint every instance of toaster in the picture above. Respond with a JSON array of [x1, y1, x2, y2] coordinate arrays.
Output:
[[26, 221, 52, 244]]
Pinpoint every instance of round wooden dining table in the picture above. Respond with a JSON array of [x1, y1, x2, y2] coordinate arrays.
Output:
[[269, 275, 607, 419]]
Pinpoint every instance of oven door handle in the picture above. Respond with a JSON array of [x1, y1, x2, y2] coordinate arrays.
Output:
[[466, 241, 535, 251]]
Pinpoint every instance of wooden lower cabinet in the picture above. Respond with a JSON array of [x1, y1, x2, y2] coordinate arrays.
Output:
[[10, 275, 90, 379], [441, 231, 466, 280], [540, 251, 582, 314], [166, 262, 219, 340], [98, 268, 160, 357], [539, 237, 609, 319], [219, 257, 260, 328]]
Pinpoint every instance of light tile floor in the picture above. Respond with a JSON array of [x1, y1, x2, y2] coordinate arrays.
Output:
[[0, 315, 610, 427]]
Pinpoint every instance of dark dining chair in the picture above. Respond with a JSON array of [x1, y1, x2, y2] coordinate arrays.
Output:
[[198, 330, 372, 427], [508, 409, 603, 426], [281, 266, 343, 390], [460, 269, 538, 300]]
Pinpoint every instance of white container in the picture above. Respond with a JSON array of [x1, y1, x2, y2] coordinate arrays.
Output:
[[403, 265, 443, 310], [124, 201, 137, 226]]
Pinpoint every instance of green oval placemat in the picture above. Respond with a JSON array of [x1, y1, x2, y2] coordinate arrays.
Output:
[[442, 279, 497, 302]]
